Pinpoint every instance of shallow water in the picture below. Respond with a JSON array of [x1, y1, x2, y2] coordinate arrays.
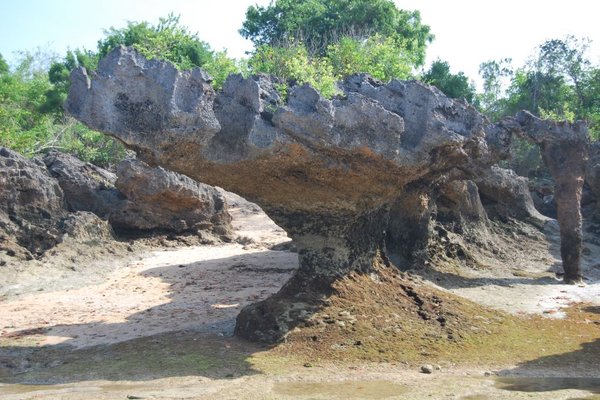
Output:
[[273, 380, 407, 399], [496, 377, 600, 393]]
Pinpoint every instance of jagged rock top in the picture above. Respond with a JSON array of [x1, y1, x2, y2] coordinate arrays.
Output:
[[67, 46, 497, 210]]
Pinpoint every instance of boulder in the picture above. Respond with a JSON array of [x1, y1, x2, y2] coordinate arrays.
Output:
[[43, 151, 122, 218], [61, 211, 115, 244], [66, 46, 589, 341], [110, 159, 233, 238], [0, 147, 66, 258], [475, 166, 546, 223], [44, 151, 233, 238]]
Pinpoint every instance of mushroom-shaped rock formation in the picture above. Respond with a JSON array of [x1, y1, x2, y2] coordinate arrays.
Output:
[[66, 46, 586, 341]]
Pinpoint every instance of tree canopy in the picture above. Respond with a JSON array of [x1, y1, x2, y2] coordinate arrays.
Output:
[[422, 60, 476, 103], [479, 36, 599, 139], [240, 0, 433, 66]]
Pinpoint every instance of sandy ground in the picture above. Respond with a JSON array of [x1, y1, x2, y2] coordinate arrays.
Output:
[[1, 192, 600, 399], [0, 190, 296, 349]]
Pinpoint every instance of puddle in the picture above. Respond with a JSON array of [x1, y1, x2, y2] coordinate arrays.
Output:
[[496, 377, 600, 393], [273, 380, 407, 399]]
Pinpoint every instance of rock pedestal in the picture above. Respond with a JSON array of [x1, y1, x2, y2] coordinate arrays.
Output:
[[511, 111, 589, 283]]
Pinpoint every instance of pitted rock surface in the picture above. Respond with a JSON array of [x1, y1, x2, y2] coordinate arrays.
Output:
[[44, 151, 122, 218], [111, 158, 232, 237], [0, 147, 66, 258]]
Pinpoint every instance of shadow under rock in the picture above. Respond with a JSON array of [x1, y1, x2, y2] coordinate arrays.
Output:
[[0, 250, 297, 385]]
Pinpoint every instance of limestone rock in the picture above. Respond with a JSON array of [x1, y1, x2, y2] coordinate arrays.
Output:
[[587, 142, 600, 215], [507, 111, 589, 283], [61, 211, 115, 243], [110, 159, 232, 237], [475, 166, 546, 223], [0, 147, 66, 257], [43, 151, 122, 218]]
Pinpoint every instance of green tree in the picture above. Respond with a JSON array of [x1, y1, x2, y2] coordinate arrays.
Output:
[[537, 36, 591, 113], [241, 0, 433, 66], [422, 60, 476, 103], [43, 49, 98, 115], [478, 36, 599, 139], [326, 34, 416, 82], [477, 58, 513, 120], [0, 51, 128, 167]]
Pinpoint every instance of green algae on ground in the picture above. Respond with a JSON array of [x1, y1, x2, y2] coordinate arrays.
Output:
[[0, 331, 264, 384], [275, 262, 600, 370]]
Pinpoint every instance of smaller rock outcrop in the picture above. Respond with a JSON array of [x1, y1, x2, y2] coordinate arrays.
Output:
[[110, 159, 232, 238], [475, 166, 546, 223], [0, 148, 66, 258], [44, 151, 233, 239], [44, 151, 122, 218], [61, 211, 115, 244], [2, 147, 234, 261]]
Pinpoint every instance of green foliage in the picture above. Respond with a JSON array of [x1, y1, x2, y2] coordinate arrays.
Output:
[[44, 49, 98, 115], [422, 60, 476, 103], [249, 43, 340, 98], [0, 53, 127, 167], [98, 13, 213, 70], [477, 58, 513, 120], [241, 0, 432, 66], [2, 14, 244, 167], [479, 36, 599, 130], [0, 53, 8, 74], [202, 51, 245, 90], [248, 33, 419, 99], [327, 34, 415, 82]]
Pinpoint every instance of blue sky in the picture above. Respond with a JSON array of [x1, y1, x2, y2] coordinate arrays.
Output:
[[1, 0, 599, 88]]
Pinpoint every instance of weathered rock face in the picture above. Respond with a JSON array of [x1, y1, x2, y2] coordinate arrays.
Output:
[[61, 211, 115, 244], [110, 159, 232, 238], [0, 148, 66, 258], [475, 166, 546, 223], [66, 46, 588, 341], [44, 151, 233, 237], [44, 151, 122, 218]]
